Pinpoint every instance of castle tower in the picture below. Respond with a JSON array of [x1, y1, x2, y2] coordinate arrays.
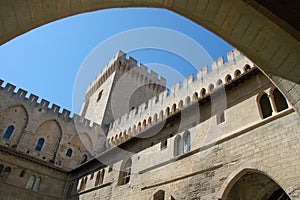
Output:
[[80, 51, 166, 133]]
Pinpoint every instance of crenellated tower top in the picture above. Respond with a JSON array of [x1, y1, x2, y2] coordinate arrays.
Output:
[[80, 50, 167, 129]]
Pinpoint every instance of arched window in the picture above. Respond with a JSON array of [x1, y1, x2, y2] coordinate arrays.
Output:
[[35, 138, 44, 151], [259, 94, 272, 119], [3, 125, 14, 139], [118, 158, 132, 185], [95, 169, 105, 186], [272, 88, 288, 112], [19, 170, 25, 177], [4, 167, 11, 174], [174, 136, 182, 156], [153, 190, 165, 200], [97, 90, 103, 101], [1, 167, 11, 181], [66, 148, 73, 157], [26, 175, 36, 189], [33, 177, 41, 191], [183, 132, 191, 153]]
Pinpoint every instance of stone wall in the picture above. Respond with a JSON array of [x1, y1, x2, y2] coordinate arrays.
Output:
[[0, 151, 67, 200], [0, 49, 299, 199], [68, 61, 299, 199], [0, 80, 98, 171]]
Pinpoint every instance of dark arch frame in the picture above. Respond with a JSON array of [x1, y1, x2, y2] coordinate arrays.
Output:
[[118, 157, 132, 186], [219, 168, 290, 200]]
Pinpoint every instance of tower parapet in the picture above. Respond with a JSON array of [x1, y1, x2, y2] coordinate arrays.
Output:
[[0, 80, 107, 170], [80, 50, 167, 126], [0, 80, 109, 133], [106, 49, 255, 145], [84, 50, 166, 100], [0, 82, 71, 121]]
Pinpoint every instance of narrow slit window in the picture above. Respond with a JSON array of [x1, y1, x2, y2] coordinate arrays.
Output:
[[183, 132, 191, 153], [66, 148, 73, 157], [174, 136, 182, 156], [153, 190, 165, 200], [259, 94, 272, 119], [273, 88, 288, 112], [26, 175, 36, 189], [96, 90, 103, 102], [32, 177, 41, 191], [118, 158, 132, 185], [3, 125, 14, 139], [35, 138, 45, 151], [19, 170, 25, 177]]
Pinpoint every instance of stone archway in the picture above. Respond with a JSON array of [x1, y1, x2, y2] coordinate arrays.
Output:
[[0, 0, 299, 113], [220, 169, 290, 200], [0, 105, 28, 148]]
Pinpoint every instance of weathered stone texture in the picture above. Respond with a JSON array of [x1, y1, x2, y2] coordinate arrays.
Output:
[[0, 50, 299, 199]]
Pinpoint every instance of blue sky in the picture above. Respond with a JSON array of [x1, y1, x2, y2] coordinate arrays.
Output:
[[0, 8, 232, 114]]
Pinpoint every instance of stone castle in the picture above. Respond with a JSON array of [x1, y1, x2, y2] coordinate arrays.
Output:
[[0, 49, 299, 200]]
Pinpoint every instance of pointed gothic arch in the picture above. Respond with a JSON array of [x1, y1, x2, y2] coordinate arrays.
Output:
[[35, 120, 62, 159], [0, 105, 28, 147], [271, 88, 288, 112], [219, 169, 290, 200], [153, 190, 165, 200], [257, 93, 273, 119]]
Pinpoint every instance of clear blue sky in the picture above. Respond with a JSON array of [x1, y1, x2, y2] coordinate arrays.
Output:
[[0, 8, 232, 114]]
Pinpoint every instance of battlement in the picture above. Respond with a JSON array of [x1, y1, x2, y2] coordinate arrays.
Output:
[[85, 50, 166, 99], [106, 49, 255, 144], [0, 49, 254, 154], [0, 80, 104, 135]]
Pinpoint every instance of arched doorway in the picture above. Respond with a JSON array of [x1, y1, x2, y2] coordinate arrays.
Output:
[[221, 170, 290, 200]]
